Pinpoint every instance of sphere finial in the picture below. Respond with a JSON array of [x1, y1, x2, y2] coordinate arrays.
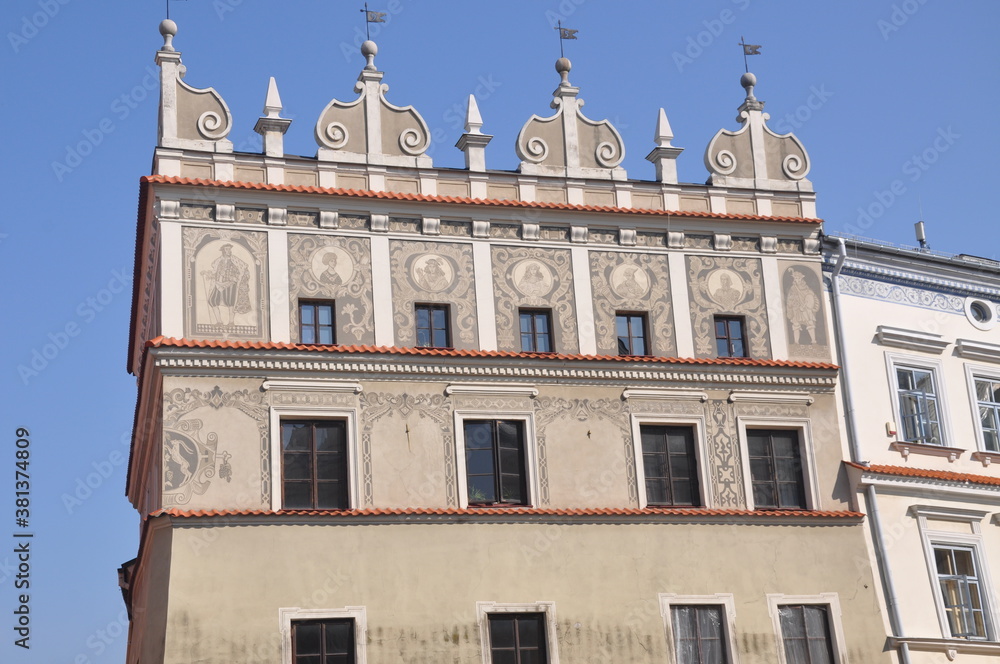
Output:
[[159, 19, 177, 52], [361, 40, 378, 71], [740, 71, 757, 100], [555, 57, 572, 86]]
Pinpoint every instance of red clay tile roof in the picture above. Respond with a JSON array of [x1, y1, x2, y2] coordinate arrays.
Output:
[[146, 336, 839, 369], [140, 175, 823, 224], [847, 462, 1000, 487], [151, 506, 862, 520]]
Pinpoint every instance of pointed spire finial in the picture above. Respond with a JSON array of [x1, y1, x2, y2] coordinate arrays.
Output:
[[263, 77, 283, 118], [464, 95, 484, 135], [361, 40, 378, 71], [159, 18, 177, 52], [653, 108, 675, 147]]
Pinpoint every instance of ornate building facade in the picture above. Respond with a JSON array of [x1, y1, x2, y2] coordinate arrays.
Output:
[[827, 236, 1000, 663], [120, 19, 892, 663]]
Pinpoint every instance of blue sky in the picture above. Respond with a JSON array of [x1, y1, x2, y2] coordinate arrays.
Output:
[[1, 1, 997, 662]]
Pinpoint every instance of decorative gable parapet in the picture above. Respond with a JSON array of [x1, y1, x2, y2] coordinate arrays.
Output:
[[704, 73, 811, 191], [516, 57, 626, 180], [314, 40, 432, 168], [155, 20, 233, 153]]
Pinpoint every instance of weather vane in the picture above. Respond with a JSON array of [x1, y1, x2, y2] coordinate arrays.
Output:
[[360, 3, 387, 41], [738, 36, 761, 73], [554, 20, 578, 58], [166, 0, 188, 20]]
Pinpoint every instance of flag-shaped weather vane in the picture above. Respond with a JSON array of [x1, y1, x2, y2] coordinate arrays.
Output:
[[738, 36, 761, 73], [360, 3, 387, 41], [555, 20, 578, 58]]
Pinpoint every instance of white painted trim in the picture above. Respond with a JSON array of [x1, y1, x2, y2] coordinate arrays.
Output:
[[159, 222, 184, 338], [765, 593, 848, 664], [279, 606, 367, 664], [957, 339, 1000, 363], [475, 601, 559, 664], [453, 410, 538, 509], [268, 228, 291, 343], [571, 246, 597, 355], [445, 383, 538, 398], [622, 388, 707, 402], [736, 417, 819, 510], [262, 379, 363, 393], [884, 352, 952, 446], [268, 406, 360, 512], [876, 325, 949, 354], [473, 242, 498, 351], [667, 252, 694, 358], [369, 235, 394, 347], [910, 507, 999, 641], [964, 296, 998, 331], [965, 363, 1000, 456], [658, 593, 740, 664], [630, 415, 711, 509], [761, 256, 788, 360], [728, 391, 813, 405]]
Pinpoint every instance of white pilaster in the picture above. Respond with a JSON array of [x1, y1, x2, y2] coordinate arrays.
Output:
[[473, 242, 498, 351], [268, 229, 290, 343], [370, 236, 395, 347], [571, 246, 597, 355], [668, 253, 694, 358], [761, 256, 788, 360], [159, 222, 184, 338]]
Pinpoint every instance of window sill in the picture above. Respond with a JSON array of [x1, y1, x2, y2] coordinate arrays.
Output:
[[888, 636, 1000, 657], [890, 441, 966, 462], [467, 503, 533, 509], [970, 451, 999, 467]]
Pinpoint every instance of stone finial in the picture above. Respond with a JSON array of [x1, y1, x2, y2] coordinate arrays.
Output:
[[456, 95, 493, 172], [254, 77, 292, 157], [515, 58, 626, 180], [645, 108, 684, 184], [703, 72, 811, 191], [314, 40, 432, 167], [154, 19, 233, 153]]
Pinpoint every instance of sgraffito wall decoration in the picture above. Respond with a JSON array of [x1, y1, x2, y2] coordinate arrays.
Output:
[[589, 251, 676, 357], [389, 241, 479, 349], [779, 261, 831, 362], [183, 228, 268, 341], [492, 246, 579, 353], [687, 256, 771, 359], [288, 234, 374, 344]]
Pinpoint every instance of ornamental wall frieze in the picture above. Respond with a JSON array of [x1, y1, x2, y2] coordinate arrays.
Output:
[[837, 273, 969, 314]]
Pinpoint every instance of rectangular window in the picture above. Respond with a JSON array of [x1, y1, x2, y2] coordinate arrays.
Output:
[[291, 619, 356, 664], [714, 316, 746, 358], [415, 304, 450, 348], [300, 300, 336, 345], [671, 605, 728, 664], [896, 366, 942, 444], [777, 605, 835, 664], [616, 312, 649, 356], [281, 420, 349, 509], [748, 430, 806, 509], [974, 378, 1000, 452], [488, 613, 548, 664], [519, 309, 553, 353], [640, 426, 700, 506], [463, 420, 527, 506], [935, 545, 989, 639]]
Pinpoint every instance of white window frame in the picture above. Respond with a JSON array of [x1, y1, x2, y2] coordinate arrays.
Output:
[[658, 593, 740, 664], [630, 415, 712, 509], [454, 410, 539, 509], [766, 593, 848, 664], [279, 606, 367, 664], [476, 601, 559, 664], [737, 417, 819, 510], [964, 363, 1000, 457], [884, 353, 952, 447], [269, 405, 361, 512], [909, 505, 998, 641]]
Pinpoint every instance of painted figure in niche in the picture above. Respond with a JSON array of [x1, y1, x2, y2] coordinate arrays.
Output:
[[318, 251, 343, 287], [414, 255, 450, 292], [201, 244, 251, 327], [164, 434, 196, 490], [612, 264, 649, 299], [517, 262, 549, 298], [785, 268, 819, 344], [707, 269, 744, 310]]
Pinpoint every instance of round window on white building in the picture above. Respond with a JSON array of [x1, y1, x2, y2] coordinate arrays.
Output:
[[965, 297, 998, 330]]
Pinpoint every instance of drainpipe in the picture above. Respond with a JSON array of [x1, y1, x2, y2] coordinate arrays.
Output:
[[829, 237, 910, 664]]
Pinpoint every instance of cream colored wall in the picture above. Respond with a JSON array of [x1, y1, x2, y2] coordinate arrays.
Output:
[[128, 522, 173, 664], [159, 519, 889, 664]]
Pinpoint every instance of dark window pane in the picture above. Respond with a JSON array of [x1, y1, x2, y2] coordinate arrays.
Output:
[[295, 623, 321, 654], [468, 475, 496, 504], [283, 482, 312, 509], [284, 453, 312, 480], [466, 449, 494, 476], [282, 420, 349, 510], [465, 421, 527, 506], [325, 621, 353, 654], [284, 424, 312, 451], [316, 482, 347, 509], [489, 616, 515, 647]]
